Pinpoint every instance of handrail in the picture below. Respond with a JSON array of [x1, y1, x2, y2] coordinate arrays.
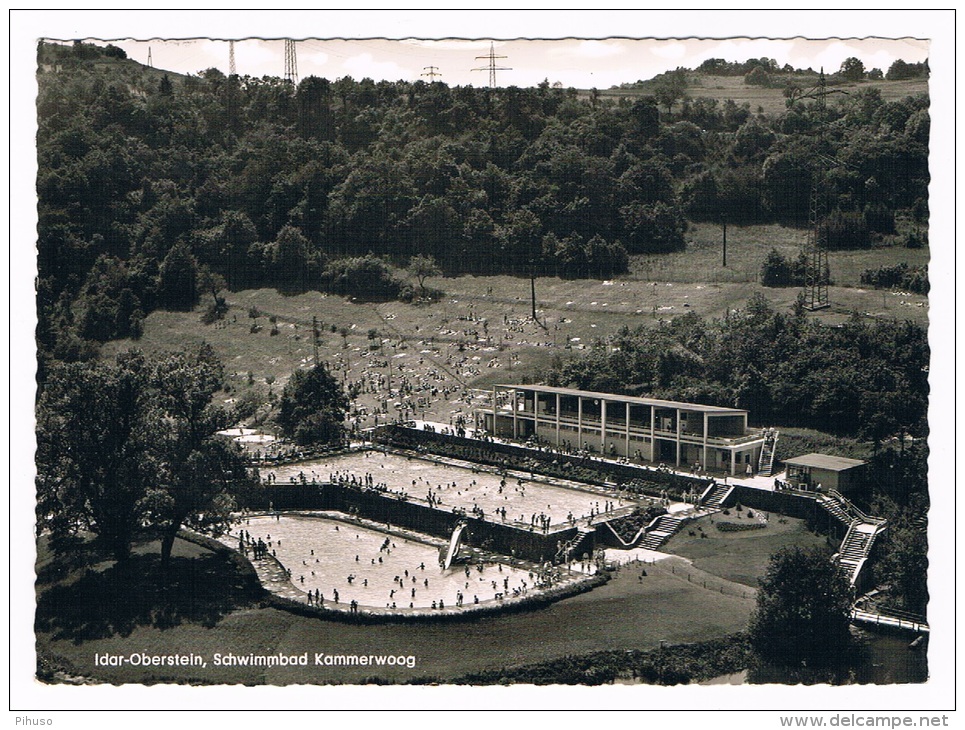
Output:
[[829, 489, 887, 526]]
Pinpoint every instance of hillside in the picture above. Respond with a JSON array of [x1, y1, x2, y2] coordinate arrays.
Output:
[[36, 40, 930, 440]]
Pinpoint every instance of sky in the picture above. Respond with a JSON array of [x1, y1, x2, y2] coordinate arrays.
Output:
[[22, 9, 933, 89], [57, 35, 929, 89]]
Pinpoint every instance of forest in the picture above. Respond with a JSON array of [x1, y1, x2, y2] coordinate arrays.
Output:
[[36, 40, 929, 378]]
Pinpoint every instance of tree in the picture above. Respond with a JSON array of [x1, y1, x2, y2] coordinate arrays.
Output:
[[276, 365, 349, 445], [876, 521, 928, 615], [744, 66, 771, 87], [407, 254, 441, 298], [198, 266, 229, 324], [157, 240, 199, 311], [749, 547, 853, 666], [36, 352, 158, 562], [145, 345, 250, 568], [36, 347, 251, 569], [840, 57, 866, 82], [273, 224, 310, 293], [760, 248, 806, 287], [653, 70, 688, 114]]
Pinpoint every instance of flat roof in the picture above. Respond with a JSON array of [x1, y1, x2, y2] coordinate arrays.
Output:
[[784, 453, 867, 471], [494, 384, 747, 415]]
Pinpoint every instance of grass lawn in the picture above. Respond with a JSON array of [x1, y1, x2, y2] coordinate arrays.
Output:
[[37, 535, 755, 685], [100, 226, 928, 426], [597, 76, 929, 118], [662, 513, 831, 588], [94, 219, 927, 445]]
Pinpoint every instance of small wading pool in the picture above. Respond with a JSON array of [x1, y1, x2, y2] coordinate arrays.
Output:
[[260, 449, 636, 527], [230, 514, 557, 609]]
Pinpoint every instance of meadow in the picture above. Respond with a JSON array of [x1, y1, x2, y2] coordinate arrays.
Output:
[[100, 224, 929, 431]]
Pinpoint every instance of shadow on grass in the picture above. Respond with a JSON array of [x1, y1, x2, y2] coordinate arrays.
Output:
[[35, 550, 260, 644]]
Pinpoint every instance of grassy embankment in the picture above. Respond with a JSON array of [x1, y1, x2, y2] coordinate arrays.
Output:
[[37, 532, 758, 685], [99, 223, 928, 432], [597, 75, 929, 117]]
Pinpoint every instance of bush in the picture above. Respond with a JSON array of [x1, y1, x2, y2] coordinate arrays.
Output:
[[904, 230, 926, 249], [321, 255, 405, 301], [716, 521, 765, 532], [760, 248, 806, 287], [744, 67, 772, 87], [859, 263, 929, 294]]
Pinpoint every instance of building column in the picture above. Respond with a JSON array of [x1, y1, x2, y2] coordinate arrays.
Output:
[[489, 386, 496, 436], [600, 399, 607, 454], [730, 449, 736, 477], [702, 413, 709, 473], [555, 393, 561, 448], [577, 397, 583, 449], [649, 406, 656, 461], [675, 408, 681, 467], [512, 389, 518, 440], [625, 405, 631, 459]]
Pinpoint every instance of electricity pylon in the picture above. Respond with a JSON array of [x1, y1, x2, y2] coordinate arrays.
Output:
[[473, 42, 510, 88], [284, 39, 298, 85]]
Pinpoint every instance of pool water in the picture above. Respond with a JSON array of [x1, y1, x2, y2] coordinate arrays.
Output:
[[261, 449, 631, 528], [230, 514, 546, 609]]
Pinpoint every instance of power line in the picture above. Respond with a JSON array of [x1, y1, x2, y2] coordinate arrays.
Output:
[[284, 39, 298, 85], [473, 42, 510, 88], [422, 65, 441, 80]]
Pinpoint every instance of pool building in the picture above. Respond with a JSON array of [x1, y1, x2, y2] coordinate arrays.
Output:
[[480, 384, 767, 476]]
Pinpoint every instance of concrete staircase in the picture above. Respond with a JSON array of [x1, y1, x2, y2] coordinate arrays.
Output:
[[557, 526, 595, 563], [835, 521, 881, 587], [700, 483, 734, 509], [757, 430, 779, 477], [817, 493, 853, 525], [816, 491, 887, 590], [640, 514, 684, 550]]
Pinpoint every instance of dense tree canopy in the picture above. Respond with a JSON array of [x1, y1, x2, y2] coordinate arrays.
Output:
[[276, 365, 350, 445], [35, 41, 929, 383], [546, 295, 928, 440], [748, 546, 853, 665], [36, 346, 252, 564]]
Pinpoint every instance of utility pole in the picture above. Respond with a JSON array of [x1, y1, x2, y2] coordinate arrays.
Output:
[[721, 212, 727, 267], [284, 39, 298, 86], [312, 316, 320, 367], [473, 42, 511, 88], [147, 47, 153, 68], [422, 65, 441, 80], [229, 40, 236, 76]]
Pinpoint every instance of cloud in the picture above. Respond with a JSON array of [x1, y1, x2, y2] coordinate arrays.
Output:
[[342, 53, 413, 81], [573, 40, 624, 58], [402, 39, 494, 51], [302, 51, 330, 67], [650, 41, 688, 60], [235, 39, 280, 70]]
